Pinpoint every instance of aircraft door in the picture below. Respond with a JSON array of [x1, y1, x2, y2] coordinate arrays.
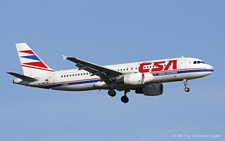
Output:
[[49, 72, 55, 84], [179, 58, 186, 70], [35, 74, 49, 85]]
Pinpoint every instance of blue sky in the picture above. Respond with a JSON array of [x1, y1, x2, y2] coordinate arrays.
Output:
[[0, 1, 224, 141]]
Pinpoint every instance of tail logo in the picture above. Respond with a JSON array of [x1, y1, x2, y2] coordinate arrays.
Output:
[[20, 50, 54, 72]]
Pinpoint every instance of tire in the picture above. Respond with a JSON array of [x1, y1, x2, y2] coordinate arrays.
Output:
[[121, 96, 129, 103]]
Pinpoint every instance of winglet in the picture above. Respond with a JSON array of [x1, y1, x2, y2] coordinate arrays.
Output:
[[62, 55, 68, 60]]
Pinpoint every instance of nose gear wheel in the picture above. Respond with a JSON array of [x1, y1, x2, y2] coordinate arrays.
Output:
[[183, 79, 190, 92]]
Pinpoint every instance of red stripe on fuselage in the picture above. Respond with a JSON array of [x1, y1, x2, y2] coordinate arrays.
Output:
[[54, 78, 101, 85]]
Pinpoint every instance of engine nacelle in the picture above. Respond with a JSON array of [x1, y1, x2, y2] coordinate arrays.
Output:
[[116, 73, 154, 85], [135, 83, 163, 96]]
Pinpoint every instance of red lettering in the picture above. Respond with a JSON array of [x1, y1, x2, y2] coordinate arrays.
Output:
[[139, 62, 152, 73], [139, 60, 177, 73], [152, 61, 165, 72], [164, 60, 177, 71]]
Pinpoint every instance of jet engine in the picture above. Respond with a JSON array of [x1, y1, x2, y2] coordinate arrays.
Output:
[[116, 73, 154, 85], [135, 83, 163, 96]]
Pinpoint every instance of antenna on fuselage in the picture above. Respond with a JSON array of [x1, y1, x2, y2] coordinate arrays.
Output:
[[181, 55, 184, 58]]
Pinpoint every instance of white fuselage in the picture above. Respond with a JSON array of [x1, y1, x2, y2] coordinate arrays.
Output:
[[13, 57, 214, 91]]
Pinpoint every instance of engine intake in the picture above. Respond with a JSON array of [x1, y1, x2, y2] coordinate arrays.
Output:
[[135, 83, 163, 96]]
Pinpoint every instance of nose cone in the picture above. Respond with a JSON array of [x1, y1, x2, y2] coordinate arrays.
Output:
[[205, 64, 214, 75]]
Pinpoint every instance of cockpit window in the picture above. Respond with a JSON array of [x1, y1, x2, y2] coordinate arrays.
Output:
[[193, 61, 205, 64]]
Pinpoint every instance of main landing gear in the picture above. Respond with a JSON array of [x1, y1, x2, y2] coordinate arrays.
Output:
[[107, 89, 130, 103], [121, 89, 130, 103], [108, 88, 116, 97], [183, 79, 190, 92]]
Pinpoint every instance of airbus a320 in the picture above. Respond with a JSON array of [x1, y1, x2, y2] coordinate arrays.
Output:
[[7, 43, 214, 103]]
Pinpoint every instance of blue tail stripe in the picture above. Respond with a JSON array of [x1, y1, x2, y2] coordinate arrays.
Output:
[[21, 55, 40, 61]]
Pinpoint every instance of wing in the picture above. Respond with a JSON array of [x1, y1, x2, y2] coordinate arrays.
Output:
[[62, 55, 122, 83]]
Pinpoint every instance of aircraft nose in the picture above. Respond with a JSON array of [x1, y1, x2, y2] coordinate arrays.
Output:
[[206, 64, 214, 73]]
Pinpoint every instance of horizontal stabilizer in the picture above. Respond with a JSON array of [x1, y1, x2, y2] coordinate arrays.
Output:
[[7, 72, 37, 81]]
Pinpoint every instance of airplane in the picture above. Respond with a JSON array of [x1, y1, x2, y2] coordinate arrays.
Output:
[[7, 43, 214, 103]]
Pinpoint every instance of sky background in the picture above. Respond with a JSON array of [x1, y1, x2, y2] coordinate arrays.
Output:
[[0, 1, 224, 141]]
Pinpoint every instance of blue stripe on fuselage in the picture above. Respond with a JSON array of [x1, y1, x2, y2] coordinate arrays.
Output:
[[41, 69, 213, 89], [41, 79, 100, 89], [152, 69, 214, 76]]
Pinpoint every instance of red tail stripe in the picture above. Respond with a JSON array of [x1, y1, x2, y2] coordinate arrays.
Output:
[[22, 64, 54, 72], [19, 50, 35, 54], [22, 62, 48, 68]]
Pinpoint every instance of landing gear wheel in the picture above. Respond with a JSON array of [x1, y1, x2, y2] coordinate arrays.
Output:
[[121, 95, 129, 103], [184, 87, 190, 92], [108, 89, 116, 97], [120, 89, 130, 103], [183, 79, 190, 92]]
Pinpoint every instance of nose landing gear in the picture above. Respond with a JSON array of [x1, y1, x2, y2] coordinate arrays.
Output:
[[183, 79, 190, 92]]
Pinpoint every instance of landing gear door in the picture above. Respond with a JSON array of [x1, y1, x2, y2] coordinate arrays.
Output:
[[179, 58, 186, 70]]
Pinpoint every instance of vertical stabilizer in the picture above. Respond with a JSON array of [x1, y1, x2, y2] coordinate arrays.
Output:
[[16, 43, 54, 75]]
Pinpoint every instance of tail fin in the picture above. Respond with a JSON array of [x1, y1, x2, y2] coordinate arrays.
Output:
[[16, 43, 54, 75]]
